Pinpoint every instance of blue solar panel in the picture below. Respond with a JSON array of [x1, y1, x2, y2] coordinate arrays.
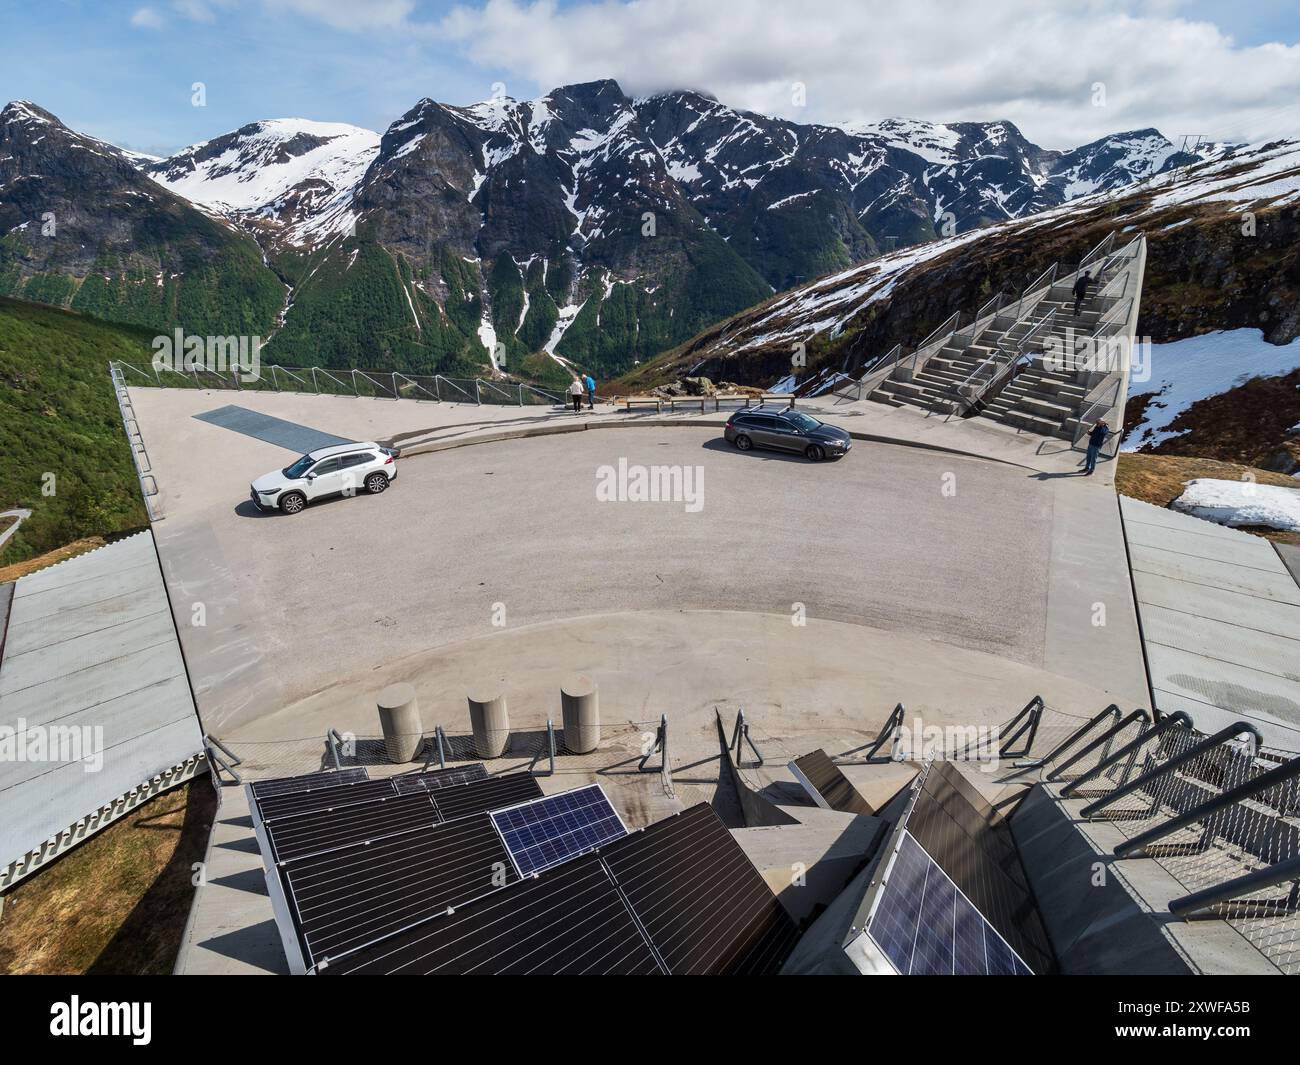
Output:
[[490, 785, 628, 877], [866, 831, 1033, 975]]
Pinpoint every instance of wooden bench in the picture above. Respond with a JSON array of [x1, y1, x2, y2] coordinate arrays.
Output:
[[667, 395, 711, 412], [715, 392, 796, 408], [620, 396, 664, 412]]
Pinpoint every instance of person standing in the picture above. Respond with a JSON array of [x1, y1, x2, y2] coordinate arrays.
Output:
[[1083, 419, 1110, 475], [584, 372, 596, 410], [1072, 271, 1093, 317], [568, 376, 584, 414]]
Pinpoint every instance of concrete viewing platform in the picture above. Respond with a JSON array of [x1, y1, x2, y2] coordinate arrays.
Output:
[[118, 383, 1170, 976]]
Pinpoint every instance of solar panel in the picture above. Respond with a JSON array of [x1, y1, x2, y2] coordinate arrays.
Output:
[[490, 784, 627, 877], [392, 763, 488, 794], [254, 778, 398, 823], [904, 763, 1054, 973], [429, 772, 541, 824], [265, 791, 441, 864], [248, 767, 369, 801], [261, 772, 543, 865], [866, 831, 1033, 975], [282, 813, 518, 970], [789, 749, 875, 815], [600, 804, 799, 975], [319, 855, 663, 975]]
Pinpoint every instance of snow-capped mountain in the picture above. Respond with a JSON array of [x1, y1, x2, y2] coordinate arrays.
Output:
[[2, 81, 1221, 382], [626, 138, 1300, 466], [145, 119, 380, 244]]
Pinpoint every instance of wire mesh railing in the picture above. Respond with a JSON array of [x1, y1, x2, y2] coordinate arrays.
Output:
[[108, 359, 569, 408], [1039, 714, 1300, 974]]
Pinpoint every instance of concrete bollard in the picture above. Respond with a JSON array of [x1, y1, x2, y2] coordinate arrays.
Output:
[[560, 674, 600, 754], [377, 682, 422, 763], [468, 689, 510, 758]]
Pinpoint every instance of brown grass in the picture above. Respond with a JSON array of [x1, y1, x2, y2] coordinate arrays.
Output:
[[1116, 452, 1300, 546], [0, 780, 217, 975], [0, 535, 110, 584]]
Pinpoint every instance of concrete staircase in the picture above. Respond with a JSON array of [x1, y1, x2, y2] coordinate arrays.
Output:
[[864, 234, 1144, 442]]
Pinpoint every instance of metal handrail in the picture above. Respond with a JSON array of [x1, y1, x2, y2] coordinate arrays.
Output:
[[1046, 708, 1148, 782], [1070, 372, 1124, 451], [729, 708, 766, 768], [953, 293, 1004, 340], [1079, 231, 1117, 268], [1114, 751, 1300, 858], [1168, 854, 1300, 918], [901, 312, 961, 377], [1080, 721, 1261, 818], [1015, 703, 1120, 768], [851, 343, 904, 400], [836, 703, 906, 764], [109, 365, 162, 520], [948, 307, 1058, 417], [110, 358, 573, 408], [1061, 712, 1192, 798], [999, 695, 1045, 758]]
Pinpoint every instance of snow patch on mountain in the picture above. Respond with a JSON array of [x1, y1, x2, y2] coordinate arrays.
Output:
[[1124, 329, 1300, 450], [148, 119, 378, 212]]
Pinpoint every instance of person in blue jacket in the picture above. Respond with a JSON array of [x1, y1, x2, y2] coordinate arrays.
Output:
[[1083, 419, 1110, 475], [583, 372, 596, 410]]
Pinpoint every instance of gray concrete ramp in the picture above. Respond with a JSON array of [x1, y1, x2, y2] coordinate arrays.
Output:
[[0, 531, 205, 887], [1120, 497, 1300, 746]]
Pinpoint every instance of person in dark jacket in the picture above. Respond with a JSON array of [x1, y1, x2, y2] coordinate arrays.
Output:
[[583, 372, 596, 410], [1072, 271, 1093, 317], [1083, 419, 1110, 475]]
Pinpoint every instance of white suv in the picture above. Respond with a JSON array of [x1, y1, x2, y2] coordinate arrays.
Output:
[[250, 442, 398, 514]]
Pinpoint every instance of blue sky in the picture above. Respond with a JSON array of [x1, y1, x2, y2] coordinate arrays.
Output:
[[1, 0, 1297, 155]]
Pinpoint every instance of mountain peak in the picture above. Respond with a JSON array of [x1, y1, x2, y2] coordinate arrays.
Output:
[[2, 100, 63, 127]]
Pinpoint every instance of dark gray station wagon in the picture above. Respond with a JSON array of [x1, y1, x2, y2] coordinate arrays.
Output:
[[723, 406, 852, 461]]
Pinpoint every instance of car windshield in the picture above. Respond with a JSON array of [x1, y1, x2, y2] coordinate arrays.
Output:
[[282, 454, 315, 478], [784, 412, 820, 431]]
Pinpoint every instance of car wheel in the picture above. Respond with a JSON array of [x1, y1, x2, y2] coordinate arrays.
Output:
[[365, 472, 389, 494], [281, 491, 306, 514], [805, 444, 826, 462], [734, 434, 753, 451]]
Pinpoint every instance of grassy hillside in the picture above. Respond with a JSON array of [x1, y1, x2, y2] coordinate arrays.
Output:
[[0, 297, 150, 563], [0, 781, 215, 974]]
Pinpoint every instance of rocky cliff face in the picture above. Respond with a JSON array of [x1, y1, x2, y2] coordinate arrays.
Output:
[[0, 101, 284, 337]]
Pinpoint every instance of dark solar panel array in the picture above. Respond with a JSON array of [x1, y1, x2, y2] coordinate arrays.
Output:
[[256, 778, 400, 824], [248, 767, 369, 801], [867, 831, 1032, 975], [260, 784, 794, 975], [491, 784, 627, 876], [903, 763, 1054, 974], [284, 813, 518, 969], [268, 791, 443, 863], [392, 763, 488, 794], [321, 856, 663, 975], [429, 772, 542, 823], [792, 749, 875, 815], [261, 772, 542, 864], [601, 804, 800, 975]]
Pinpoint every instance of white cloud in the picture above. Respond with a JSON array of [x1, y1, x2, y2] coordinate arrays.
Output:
[[261, 0, 417, 31], [130, 6, 166, 29], [428, 0, 1300, 147], [172, 0, 218, 22]]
